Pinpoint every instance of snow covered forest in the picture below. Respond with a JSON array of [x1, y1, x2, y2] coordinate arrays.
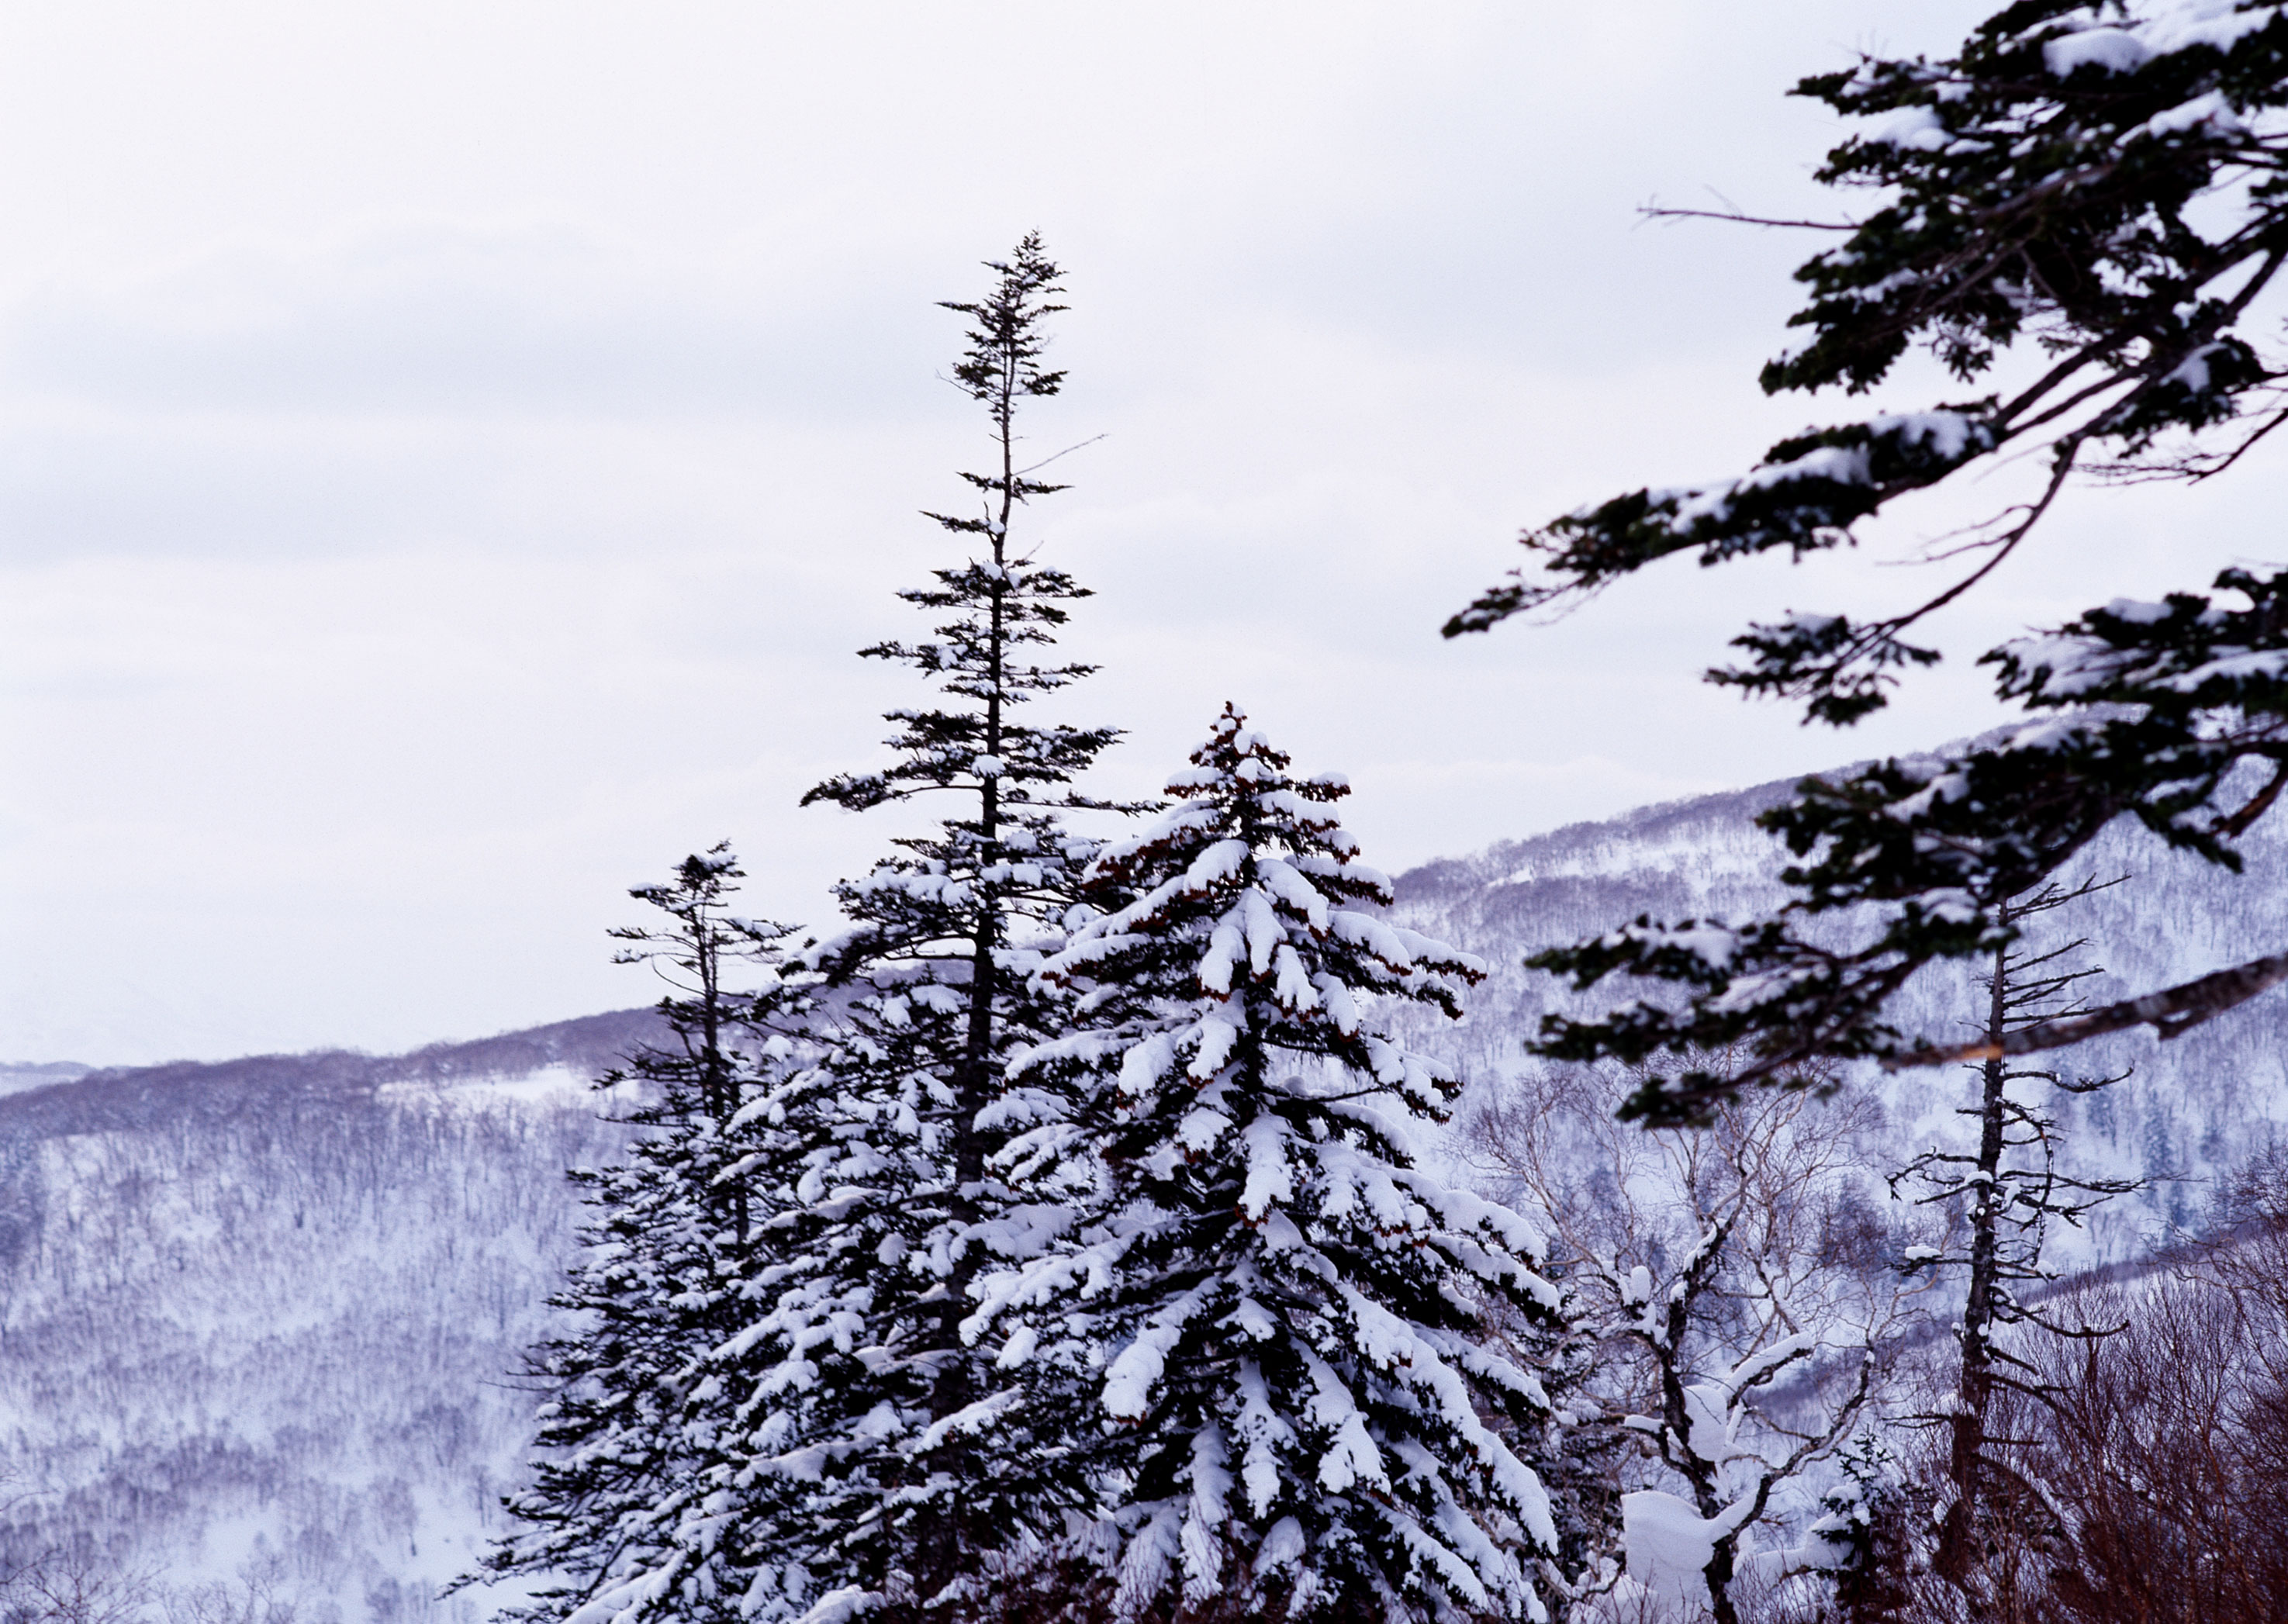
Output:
[[2, 766, 2283, 1622], [15, 2, 2288, 1621]]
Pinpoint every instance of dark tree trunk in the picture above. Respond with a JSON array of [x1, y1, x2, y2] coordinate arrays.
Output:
[[1938, 943, 2010, 1585]]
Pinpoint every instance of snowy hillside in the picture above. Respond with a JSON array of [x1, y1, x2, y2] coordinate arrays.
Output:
[[4, 771, 2284, 1616], [1388, 766, 2288, 1259], [0, 1011, 662, 1621]]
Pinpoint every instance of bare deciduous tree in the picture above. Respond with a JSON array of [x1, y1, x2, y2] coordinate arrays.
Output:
[[1472, 1059, 1924, 1624], [2022, 1156, 2288, 1624]]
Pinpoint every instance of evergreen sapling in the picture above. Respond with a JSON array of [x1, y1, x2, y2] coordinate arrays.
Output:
[[474, 844, 817, 1623]]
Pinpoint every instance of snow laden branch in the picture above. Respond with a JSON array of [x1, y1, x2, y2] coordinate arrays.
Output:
[[795, 555, 1128, 821], [1527, 566, 2288, 1123], [1449, 0, 2288, 726]]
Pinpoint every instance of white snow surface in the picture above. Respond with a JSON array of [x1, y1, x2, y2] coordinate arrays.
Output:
[[1619, 1490, 1753, 1608], [0, 1028, 652, 1621], [2032, 0, 2280, 73]]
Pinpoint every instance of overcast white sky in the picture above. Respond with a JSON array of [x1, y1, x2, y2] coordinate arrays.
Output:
[[5, 2, 2279, 1065]]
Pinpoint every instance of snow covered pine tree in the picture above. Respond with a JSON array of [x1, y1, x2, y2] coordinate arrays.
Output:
[[974, 706, 1568, 1623], [650, 233, 1135, 1624], [470, 844, 820, 1622], [1448, 0, 2288, 1121]]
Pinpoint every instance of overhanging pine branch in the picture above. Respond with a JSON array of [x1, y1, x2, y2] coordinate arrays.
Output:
[[1884, 949, 2288, 1069]]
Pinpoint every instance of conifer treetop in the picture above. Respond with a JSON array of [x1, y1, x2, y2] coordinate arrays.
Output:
[[610, 842, 805, 1020], [1037, 703, 1488, 1118], [802, 234, 1128, 832], [935, 230, 1070, 518]]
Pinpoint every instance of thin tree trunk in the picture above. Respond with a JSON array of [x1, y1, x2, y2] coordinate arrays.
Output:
[[919, 328, 1020, 1605], [1938, 938, 2010, 1585], [1657, 1270, 1740, 1624]]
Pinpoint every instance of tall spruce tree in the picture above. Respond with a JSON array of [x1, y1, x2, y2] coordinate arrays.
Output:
[[722, 232, 1133, 1618], [1446, 0, 2288, 1119], [973, 706, 1568, 1623], [472, 844, 818, 1623]]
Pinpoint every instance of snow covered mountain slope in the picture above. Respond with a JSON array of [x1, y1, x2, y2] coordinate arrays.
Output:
[[1387, 767, 2288, 1259], [0, 1010, 663, 1622]]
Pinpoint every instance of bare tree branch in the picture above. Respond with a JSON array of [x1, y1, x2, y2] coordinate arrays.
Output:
[[1639, 204, 1859, 231], [1885, 949, 2288, 1069]]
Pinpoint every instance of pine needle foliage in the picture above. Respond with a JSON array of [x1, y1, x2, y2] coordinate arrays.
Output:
[[1445, 1, 2288, 1120], [977, 706, 1568, 1624]]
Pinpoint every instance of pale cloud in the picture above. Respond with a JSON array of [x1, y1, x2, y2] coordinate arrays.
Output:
[[16, 0, 2269, 1066], [2, 224, 940, 420]]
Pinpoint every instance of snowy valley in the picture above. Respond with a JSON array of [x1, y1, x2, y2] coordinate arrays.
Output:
[[1388, 766, 2288, 1264], [2, 769, 2283, 1620]]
